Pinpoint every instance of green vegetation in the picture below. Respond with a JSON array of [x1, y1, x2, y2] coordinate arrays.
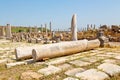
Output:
[[11, 26, 49, 33], [11, 27, 32, 33]]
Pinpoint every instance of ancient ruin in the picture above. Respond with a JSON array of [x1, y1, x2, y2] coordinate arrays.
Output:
[[0, 14, 120, 80]]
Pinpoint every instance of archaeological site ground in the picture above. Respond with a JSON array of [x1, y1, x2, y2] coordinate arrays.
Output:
[[0, 14, 120, 80]]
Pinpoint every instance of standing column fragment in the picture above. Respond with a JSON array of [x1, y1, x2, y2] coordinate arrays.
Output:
[[71, 14, 77, 41]]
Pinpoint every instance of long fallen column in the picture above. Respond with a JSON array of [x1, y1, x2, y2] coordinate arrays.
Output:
[[15, 39, 100, 61], [32, 39, 100, 61]]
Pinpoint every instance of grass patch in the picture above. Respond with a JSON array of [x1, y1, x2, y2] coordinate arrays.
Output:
[[0, 63, 46, 80]]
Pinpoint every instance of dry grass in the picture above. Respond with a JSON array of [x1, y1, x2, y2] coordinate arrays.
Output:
[[0, 63, 46, 80]]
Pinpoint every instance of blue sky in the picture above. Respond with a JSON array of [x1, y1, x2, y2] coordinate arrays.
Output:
[[0, 0, 120, 30]]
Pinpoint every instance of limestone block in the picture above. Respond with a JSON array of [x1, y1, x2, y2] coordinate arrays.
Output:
[[6, 61, 27, 68], [38, 65, 61, 76], [58, 63, 73, 71], [65, 68, 85, 76], [98, 63, 120, 76], [76, 69, 109, 80], [63, 77, 79, 80], [20, 71, 43, 80], [69, 60, 91, 67], [0, 59, 8, 64]]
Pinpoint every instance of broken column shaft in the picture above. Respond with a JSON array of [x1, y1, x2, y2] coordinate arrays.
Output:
[[32, 39, 100, 61], [71, 14, 77, 41]]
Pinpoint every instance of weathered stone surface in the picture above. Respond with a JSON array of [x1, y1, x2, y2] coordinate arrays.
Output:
[[6, 61, 27, 68], [76, 69, 109, 80], [114, 56, 120, 60], [81, 57, 99, 63], [96, 54, 113, 58], [57, 63, 73, 71], [106, 52, 116, 55], [20, 71, 43, 80], [36, 38, 42, 43], [86, 39, 100, 50], [32, 39, 88, 61], [102, 59, 118, 64], [6, 24, 12, 39], [71, 14, 77, 41], [69, 60, 91, 67], [98, 63, 120, 76], [0, 59, 8, 64], [38, 65, 61, 76], [65, 68, 85, 76], [46, 58, 67, 65], [15, 45, 39, 60], [31, 38, 37, 43], [63, 77, 79, 80]]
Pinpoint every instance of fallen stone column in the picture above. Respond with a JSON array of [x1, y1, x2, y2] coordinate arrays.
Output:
[[32, 39, 88, 61], [15, 46, 39, 60], [86, 39, 100, 50], [15, 39, 100, 61], [32, 39, 100, 61]]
